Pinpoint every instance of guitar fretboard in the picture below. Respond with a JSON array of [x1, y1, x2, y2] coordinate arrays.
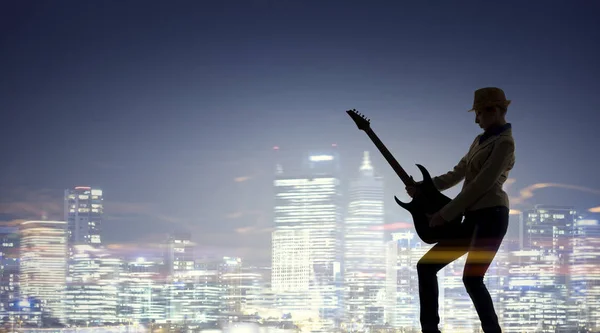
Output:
[[364, 128, 414, 186]]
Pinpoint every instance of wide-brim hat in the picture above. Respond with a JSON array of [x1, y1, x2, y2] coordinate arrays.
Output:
[[468, 87, 511, 112]]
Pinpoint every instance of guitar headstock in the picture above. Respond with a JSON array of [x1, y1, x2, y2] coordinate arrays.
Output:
[[346, 109, 371, 131]]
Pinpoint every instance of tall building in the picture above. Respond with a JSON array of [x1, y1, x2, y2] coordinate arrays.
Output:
[[569, 217, 600, 330], [272, 229, 311, 293], [64, 187, 103, 247], [118, 257, 167, 323], [167, 257, 245, 324], [166, 269, 222, 323], [385, 230, 426, 330], [194, 256, 264, 319], [271, 228, 313, 317], [523, 205, 577, 332], [236, 266, 268, 315], [272, 148, 343, 329], [163, 233, 202, 322], [64, 245, 121, 325], [219, 256, 243, 317], [501, 249, 554, 333], [343, 151, 385, 326], [0, 226, 20, 321], [164, 233, 195, 275], [440, 256, 479, 332], [19, 220, 68, 323]]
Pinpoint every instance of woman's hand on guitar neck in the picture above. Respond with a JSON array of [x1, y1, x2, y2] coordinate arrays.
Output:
[[405, 176, 422, 198]]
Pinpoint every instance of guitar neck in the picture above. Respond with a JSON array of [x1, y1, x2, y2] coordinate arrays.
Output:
[[365, 128, 414, 186]]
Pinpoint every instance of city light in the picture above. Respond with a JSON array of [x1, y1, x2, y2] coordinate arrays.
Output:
[[309, 155, 334, 161], [2, 157, 599, 332]]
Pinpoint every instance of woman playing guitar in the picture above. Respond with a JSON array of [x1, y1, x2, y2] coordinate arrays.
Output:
[[406, 87, 515, 333]]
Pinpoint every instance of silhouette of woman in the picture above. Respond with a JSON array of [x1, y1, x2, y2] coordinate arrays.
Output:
[[405, 87, 515, 333]]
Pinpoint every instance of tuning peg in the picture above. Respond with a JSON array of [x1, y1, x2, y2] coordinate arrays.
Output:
[[367, 118, 370, 122]]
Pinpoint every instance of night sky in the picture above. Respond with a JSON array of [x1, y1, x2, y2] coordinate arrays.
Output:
[[2, 0, 600, 264]]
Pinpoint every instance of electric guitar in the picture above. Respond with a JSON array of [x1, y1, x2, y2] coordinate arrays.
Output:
[[346, 109, 462, 244]]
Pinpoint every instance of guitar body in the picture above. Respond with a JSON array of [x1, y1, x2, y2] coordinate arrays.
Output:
[[393, 164, 463, 244]]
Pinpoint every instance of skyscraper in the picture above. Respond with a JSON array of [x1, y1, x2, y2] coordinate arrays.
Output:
[[0, 226, 19, 321], [64, 186, 103, 247], [501, 248, 552, 333], [64, 245, 121, 325], [118, 257, 167, 323], [272, 148, 343, 329], [163, 233, 199, 322], [272, 229, 311, 293], [164, 233, 195, 275], [343, 151, 385, 326], [166, 268, 222, 323], [569, 217, 600, 330], [440, 256, 479, 332], [385, 230, 426, 329], [19, 220, 68, 323], [523, 205, 577, 332], [220, 256, 243, 317]]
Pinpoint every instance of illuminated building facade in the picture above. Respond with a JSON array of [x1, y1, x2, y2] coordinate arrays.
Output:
[[164, 233, 195, 275], [440, 257, 479, 332], [64, 245, 121, 325], [187, 257, 265, 319], [385, 231, 426, 329], [118, 257, 167, 323], [271, 228, 314, 318], [271, 228, 311, 291], [19, 220, 68, 323], [501, 249, 556, 332], [272, 149, 343, 328], [343, 151, 385, 326], [522, 205, 577, 332], [166, 269, 222, 323], [64, 186, 103, 247], [219, 256, 243, 317], [569, 218, 600, 330], [236, 266, 267, 315], [0, 227, 19, 321]]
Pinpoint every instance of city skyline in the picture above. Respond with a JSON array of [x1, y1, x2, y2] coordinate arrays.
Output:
[[3, 1, 600, 331], [3, 195, 598, 331], [2, 147, 600, 266], [2, 1, 600, 265], [0, 148, 598, 266], [1, 157, 599, 331]]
